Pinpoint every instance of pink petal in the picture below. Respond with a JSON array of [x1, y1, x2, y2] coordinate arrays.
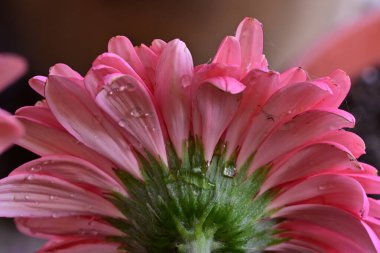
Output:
[[225, 70, 280, 157], [16, 106, 64, 130], [10, 155, 125, 194], [274, 204, 379, 253], [212, 36, 241, 67], [279, 67, 307, 86], [38, 238, 121, 253], [316, 130, 365, 158], [235, 18, 266, 76], [108, 36, 149, 87], [15, 117, 116, 179], [45, 75, 140, 179], [0, 53, 27, 91], [261, 142, 362, 192], [16, 216, 122, 239], [269, 174, 368, 217], [135, 44, 158, 87], [49, 63, 83, 80], [29, 76, 47, 96], [369, 198, 380, 218], [267, 240, 324, 253], [84, 64, 119, 98], [243, 109, 355, 172], [0, 109, 24, 153], [193, 77, 244, 161], [316, 69, 350, 108], [238, 81, 332, 165], [150, 39, 167, 55], [155, 39, 193, 157], [95, 74, 167, 163], [0, 174, 122, 218], [347, 174, 380, 194]]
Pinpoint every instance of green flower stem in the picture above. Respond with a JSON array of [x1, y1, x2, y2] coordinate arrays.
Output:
[[178, 233, 213, 253]]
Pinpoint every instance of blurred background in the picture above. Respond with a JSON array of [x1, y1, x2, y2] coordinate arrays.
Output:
[[1, 0, 380, 252]]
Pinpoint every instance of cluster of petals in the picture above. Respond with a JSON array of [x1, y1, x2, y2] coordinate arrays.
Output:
[[1, 17, 380, 252]]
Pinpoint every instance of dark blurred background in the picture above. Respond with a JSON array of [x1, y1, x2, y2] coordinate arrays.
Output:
[[1, 0, 380, 252]]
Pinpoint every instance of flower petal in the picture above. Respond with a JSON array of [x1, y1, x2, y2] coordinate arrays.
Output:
[[29, 76, 47, 96], [0, 53, 27, 91], [235, 18, 266, 75], [0, 174, 122, 218], [0, 109, 24, 153], [193, 77, 244, 161], [16, 216, 122, 239], [16, 106, 64, 130], [155, 39, 193, 157], [45, 74, 140, 178], [38, 238, 121, 253], [317, 69, 350, 108], [269, 174, 368, 217], [95, 74, 167, 163], [243, 109, 355, 172], [212, 36, 241, 66], [279, 67, 307, 86]]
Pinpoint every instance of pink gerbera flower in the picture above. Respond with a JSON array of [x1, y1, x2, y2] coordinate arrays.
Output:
[[0, 53, 26, 153], [1, 18, 380, 253]]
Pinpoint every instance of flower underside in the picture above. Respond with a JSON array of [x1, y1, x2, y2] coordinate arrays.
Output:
[[108, 139, 281, 253]]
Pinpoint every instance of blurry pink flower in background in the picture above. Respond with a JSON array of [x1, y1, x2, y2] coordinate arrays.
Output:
[[0, 18, 380, 252], [0, 53, 26, 153]]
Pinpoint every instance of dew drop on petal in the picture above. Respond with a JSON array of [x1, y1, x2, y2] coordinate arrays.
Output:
[[51, 213, 59, 218], [29, 166, 42, 172], [24, 195, 31, 200], [223, 165, 237, 178], [119, 82, 136, 92], [180, 75, 192, 87], [130, 107, 144, 118], [25, 175, 34, 181], [49, 195, 56, 200], [118, 119, 129, 128]]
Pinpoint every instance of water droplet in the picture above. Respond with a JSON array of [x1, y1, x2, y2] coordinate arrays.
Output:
[[49, 195, 56, 200], [318, 185, 327, 191], [287, 109, 294, 114], [192, 167, 202, 174], [223, 164, 237, 178], [89, 229, 99, 235], [24, 195, 31, 200], [119, 82, 136, 92], [29, 166, 42, 172], [51, 213, 59, 218], [118, 119, 129, 128], [130, 107, 144, 118], [69, 193, 75, 198], [26, 175, 34, 181], [180, 75, 192, 87]]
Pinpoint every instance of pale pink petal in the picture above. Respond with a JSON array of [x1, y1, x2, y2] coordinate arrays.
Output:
[[45, 75, 140, 178], [0, 53, 27, 91], [279, 67, 307, 86], [193, 77, 244, 161], [135, 44, 158, 86], [16, 216, 123, 239], [316, 69, 350, 108], [155, 39, 193, 157], [362, 220, 380, 251], [269, 174, 368, 217], [238, 81, 332, 164], [108, 36, 150, 87], [274, 204, 378, 253], [38, 239, 121, 253], [242, 109, 355, 172], [15, 117, 116, 178], [10, 155, 125, 194], [49, 63, 83, 80], [29, 76, 47, 96], [224, 70, 280, 157], [0, 109, 24, 153], [316, 130, 365, 158], [84, 64, 119, 98], [369, 198, 380, 218], [235, 18, 266, 76], [16, 106, 64, 130], [0, 174, 122, 218], [95, 74, 167, 163], [261, 142, 362, 192], [150, 39, 167, 55], [212, 36, 241, 67], [347, 174, 380, 194]]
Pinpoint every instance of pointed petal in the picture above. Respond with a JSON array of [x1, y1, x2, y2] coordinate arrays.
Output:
[[279, 67, 307, 86], [261, 142, 362, 192], [238, 81, 332, 164], [49, 63, 83, 80], [347, 174, 380, 194], [45, 75, 140, 178], [212, 36, 241, 66], [0, 53, 27, 91], [135, 44, 158, 86], [155, 39, 193, 157], [193, 77, 244, 161], [16, 106, 64, 130], [0, 174, 122, 218], [95, 74, 167, 163], [84, 64, 119, 98], [269, 174, 368, 217], [16, 216, 122, 239], [0, 109, 24, 153], [10, 155, 125, 194], [317, 69, 350, 108], [243, 109, 355, 172], [38, 239, 121, 253], [235, 18, 266, 75], [150, 39, 167, 55], [274, 204, 378, 253], [29, 76, 47, 96]]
